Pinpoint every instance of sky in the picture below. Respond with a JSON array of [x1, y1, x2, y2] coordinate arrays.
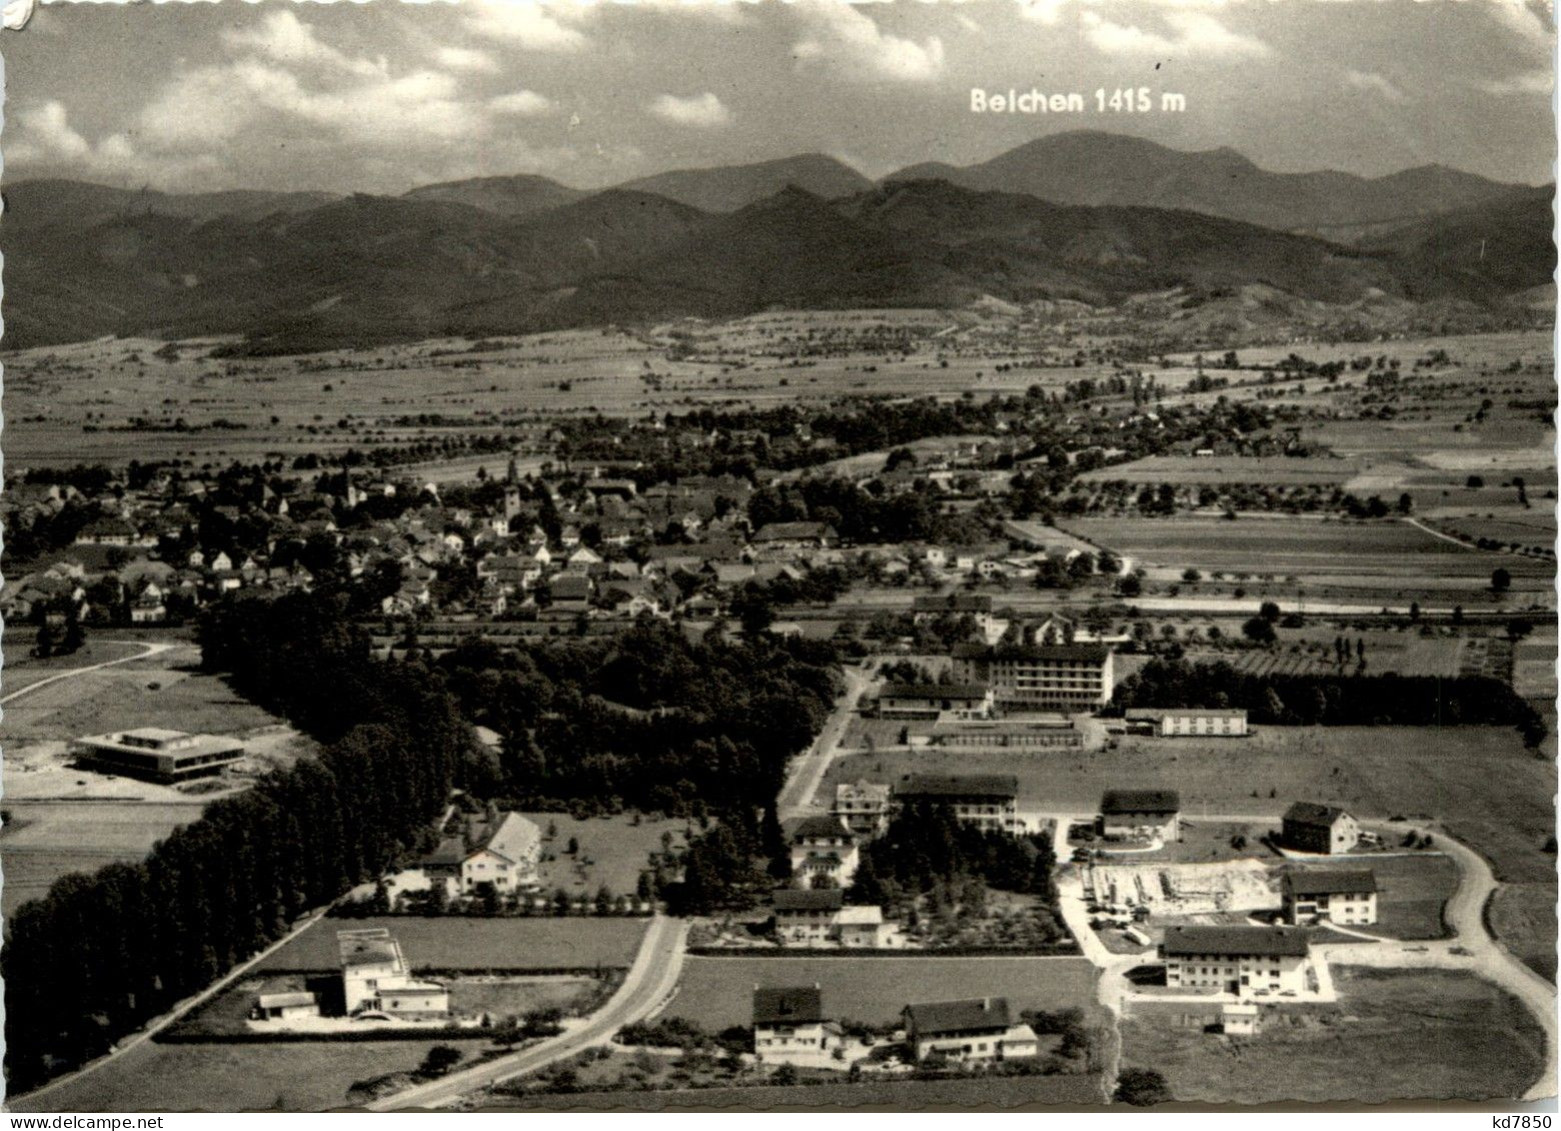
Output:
[[2, 0, 1555, 195]]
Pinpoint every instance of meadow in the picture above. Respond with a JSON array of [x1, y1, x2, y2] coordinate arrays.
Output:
[[1118, 967, 1547, 1104], [522, 811, 688, 898], [257, 916, 649, 973], [664, 955, 1098, 1030]]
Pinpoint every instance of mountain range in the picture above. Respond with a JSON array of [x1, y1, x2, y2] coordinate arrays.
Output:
[[3, 132, 1551, 353]]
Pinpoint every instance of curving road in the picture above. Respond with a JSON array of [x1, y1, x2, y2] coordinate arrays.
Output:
[[369, 914, 689, 1111], [1, 640, 176, 705]]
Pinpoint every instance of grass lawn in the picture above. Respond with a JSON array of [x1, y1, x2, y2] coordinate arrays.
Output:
[[6, 1038, 456, 1112], [1118, 967, 1547, 1104], [258, 916, 649, 972], [666, 956, 1098, 1030], [1490, 882, 1560, 982], [1358, 853, 1458, 940], [524, 811, 689, 897], [0, 634, 149, 695]]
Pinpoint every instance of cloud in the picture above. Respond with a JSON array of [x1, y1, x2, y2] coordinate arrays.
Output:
[[1487, 0, 1554, 50], [11, 100, 91, 161], [221, 9, 387, 79], [434, 45, 501, 73], [1343, 70, 1406, 103], [648, 91, 733, 127], [490, 89, 557, 116], [462, 0, 590, 51], [791, 0, 945, 83], [1080, 9, 1268, 58]]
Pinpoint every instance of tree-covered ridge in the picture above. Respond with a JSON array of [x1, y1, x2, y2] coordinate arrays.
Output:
[[433, 620, 840, 816]]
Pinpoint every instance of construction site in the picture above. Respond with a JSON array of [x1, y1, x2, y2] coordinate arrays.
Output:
[[1086, 859, 1280, 921]]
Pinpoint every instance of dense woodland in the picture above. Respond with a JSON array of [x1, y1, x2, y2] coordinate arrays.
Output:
[[1115, 658, 1548, 745]]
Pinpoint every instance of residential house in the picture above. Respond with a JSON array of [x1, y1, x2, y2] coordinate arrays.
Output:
[[832, 780, 892, 837], [1282, 803, 1361, 855], [912, 592, 994, 636], [338, 928, 449, 1019], [1098, 790, 1181, 843], [548, 573, 593, 614], [1281, 869, 1378, 926], [751, 521, 837, 551], [773, 888, 844, 944], [836, 906, 890, 949], [752, 986, 841, 1067], [902, 997, 1038, 1063], [1161, 925, 1311, 997], [461, 812, 542, 894], [789, 816, 860, 888]]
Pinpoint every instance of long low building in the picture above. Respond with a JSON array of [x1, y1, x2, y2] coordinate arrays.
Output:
[[894, 773, 1020, 833], [1125, 708, 1248, 738], [877, 682, 993, 719], [923, 713, 1082, 751], [73, 727, 245, 784]]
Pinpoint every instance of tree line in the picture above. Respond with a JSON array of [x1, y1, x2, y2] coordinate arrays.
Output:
[[1115, 658, 1547, 746], [3, 592, 490, 1092]]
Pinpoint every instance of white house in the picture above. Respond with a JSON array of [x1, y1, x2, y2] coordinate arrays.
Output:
[[753, 986, 842, 1067], [789, 816, 860, 888], [1281, 869, 1378, 926], [902, 997, 1038, 1063], [461, 812, 542, 894], [338, 928, 449, 1019], [1282, 803, 1361, 855]]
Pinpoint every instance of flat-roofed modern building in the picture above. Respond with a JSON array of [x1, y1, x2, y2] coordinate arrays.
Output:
[[951, 643, 1113, 711], [73, 727, 244, 784], [1125, 708, 1248, 737], [925, 713, 1083, 751]]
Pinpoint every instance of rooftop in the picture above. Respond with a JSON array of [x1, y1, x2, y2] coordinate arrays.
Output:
[[753, 985, 825, 1026], [337, 928, 406, 971], [1282, 868, 1378, 896], [895, 773, 1019, 801], [904, 997, 1013, 1035], [1101, 789, 1182, 815], [881, 682, 991, 701], [953, 643, 1111, 663], [475, 812, 542, 866], [1162, 925, 1311, 959], [792, 815, 856, 842], [1283, 801, 1353, 828], [773, 888, 844, 912]]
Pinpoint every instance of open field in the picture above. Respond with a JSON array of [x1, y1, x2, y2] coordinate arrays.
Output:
[[258, 916, 648, 973], [665, 956, 1097, 1030], [6, 1038, 456, 1113], [524, 811, 689, 898], [1066, 516, 1551, 595], [828, 724, 1554, 972], [1350, 853, 1457, 940], [1, 637, 150, 696], [1119, 967, 1547, 1104], [1079, 455, 1360, 487], [3, 316, 1121, 469], [0, 799, 207, 916]]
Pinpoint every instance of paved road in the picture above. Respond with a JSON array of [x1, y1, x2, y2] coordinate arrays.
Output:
[[370, 915, 690, 1111], [776, 661, 872, 820], [1049, 811, 1558, 1103], [1, 640, 175, 705]]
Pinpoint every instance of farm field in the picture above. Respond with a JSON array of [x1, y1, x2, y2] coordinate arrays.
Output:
[[257, 915, 649, 973], [523, 811, 689, 898], [1065, 516, 1551, 588], [1183, 626, 1472, 680], [1118, 967, 1547, 1104], [664, 955, 1098, 1030], [2, 314, 1117, 469], [5, 1037, 451, 1113], [0, 799, 207, 916], [1079, 455, 1361, 487], [1, 636, 151, 696], [827, 724, 1554, 970], [485, 1072, 1106, 1110]]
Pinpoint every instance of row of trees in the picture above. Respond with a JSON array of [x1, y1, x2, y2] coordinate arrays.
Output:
[[4, 592, 491, 1092]]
